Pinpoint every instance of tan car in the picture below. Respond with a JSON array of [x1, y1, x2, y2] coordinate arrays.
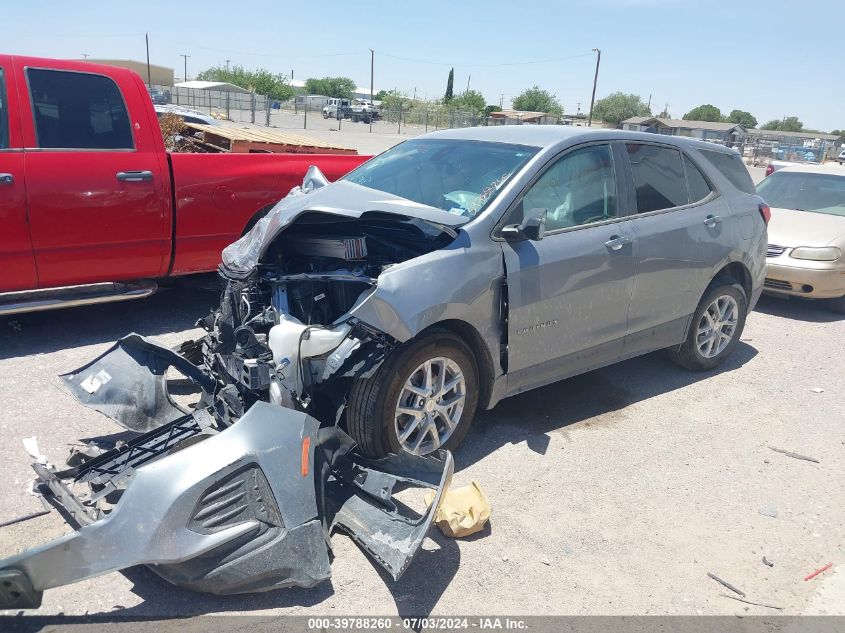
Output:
[[757, 163, 845, 313]]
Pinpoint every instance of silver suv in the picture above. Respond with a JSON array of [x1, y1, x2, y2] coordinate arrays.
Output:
[[208, 126, 768, 457]]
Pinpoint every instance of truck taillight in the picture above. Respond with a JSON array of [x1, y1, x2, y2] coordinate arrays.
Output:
[[759, 203, 771, 225], [765, 164, 774, 177]]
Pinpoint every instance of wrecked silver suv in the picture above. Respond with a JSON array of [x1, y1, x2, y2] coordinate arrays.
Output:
[[0, 126, 766, 609]]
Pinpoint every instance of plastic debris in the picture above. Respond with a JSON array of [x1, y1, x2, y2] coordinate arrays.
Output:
[[424, 480, 490, 538], [759, 503, 778, 518], [768, 446, 820, 464], [720, 593, 782, 610], [762, 556, 774, 567], [804, 563, 833, 581], [810, 387, 824, 393], [707, 572, 746, 597]]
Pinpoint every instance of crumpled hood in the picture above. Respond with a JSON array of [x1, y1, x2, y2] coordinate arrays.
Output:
[[768, 206, 845, 248], [222, 180, 468, 274]]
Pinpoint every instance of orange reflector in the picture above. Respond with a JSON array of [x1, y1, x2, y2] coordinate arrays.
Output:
[[301, 436, 311, 477]]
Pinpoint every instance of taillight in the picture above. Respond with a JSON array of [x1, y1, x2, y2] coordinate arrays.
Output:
[[765, 164, 774, 177], [759, 203, 771, 225]]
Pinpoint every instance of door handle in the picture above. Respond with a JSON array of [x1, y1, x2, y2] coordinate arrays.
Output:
[[0, 173, 13, 185], [604, 235, 632, 251], [703, 214, 722, 227], [116, 170, 153, 182]]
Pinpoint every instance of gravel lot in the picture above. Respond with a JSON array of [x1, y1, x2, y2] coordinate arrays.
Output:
[[0, 151, 840, 618]]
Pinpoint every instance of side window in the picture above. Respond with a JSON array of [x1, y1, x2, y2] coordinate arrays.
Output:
[[684, 155, 713, 203], [0, 68, 8, 149], [626, 143, 688, 213], [26, 68, 133, 150], [522, 144, 617, 232], [700, 149, 756, 194]]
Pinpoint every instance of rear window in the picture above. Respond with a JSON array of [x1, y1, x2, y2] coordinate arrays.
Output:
[[626, 143, 688, 212], [0, 67, 8, 149], [700, 149, 756, 194], [27, 68, 133, 150]]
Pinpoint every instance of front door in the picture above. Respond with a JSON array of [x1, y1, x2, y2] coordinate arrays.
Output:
[[501, 143, 636, 395], [0, 60, 38, 292], [19, 65, 169, 288]]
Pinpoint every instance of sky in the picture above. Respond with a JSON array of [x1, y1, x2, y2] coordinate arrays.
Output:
[[4, 0, 844, 131]]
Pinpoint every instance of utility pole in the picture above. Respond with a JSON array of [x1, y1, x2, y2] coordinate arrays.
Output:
[[587, 48, 601, 127], [81, 52, 90, 60], [180, 53, 190, 82], [647, 93, 652, 111], [369, 48, 374, 133], [500, 93, 504, 108], [576, 101, 581, 115], [145, 34, 151, 86], [225, 59, 230, 73], [466, 75, 471, 94]]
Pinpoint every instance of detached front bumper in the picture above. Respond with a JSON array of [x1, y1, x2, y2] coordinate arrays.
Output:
[[0, 337, 453, 610]]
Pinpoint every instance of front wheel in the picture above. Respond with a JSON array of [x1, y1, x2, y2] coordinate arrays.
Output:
[[346, 329, 479, 458], [669, 282, 748, 371]]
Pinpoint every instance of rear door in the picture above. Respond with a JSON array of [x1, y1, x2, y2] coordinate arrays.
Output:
[[623, 142, 733, 351], [19, 63, 170, 288], [0, 58, 38, 291], [501, 142, 637, 394]]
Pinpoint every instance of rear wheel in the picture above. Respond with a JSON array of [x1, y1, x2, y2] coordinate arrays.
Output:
[[669, 282, 747, 371], [346, 329, 479, 458]]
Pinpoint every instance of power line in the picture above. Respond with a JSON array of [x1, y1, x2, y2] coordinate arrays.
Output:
[[377, 50, 594, 68]]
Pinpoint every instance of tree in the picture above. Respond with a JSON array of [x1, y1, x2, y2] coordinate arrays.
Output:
[[374, 90, 389, 101], [304, 76, 356, 99], [449, 89, 486, 113], [683, 104, 723, 122], [485, 104, 502, 117], [831, 129, 844, 138], [512, 86, 563, 116], [445, 68, 454, 103], [761, 117, 804, 132], [379, 89, 411, 112], [727, 109, 757, 128], [591, 92, 650, 126], [196, 64, 294, 101]]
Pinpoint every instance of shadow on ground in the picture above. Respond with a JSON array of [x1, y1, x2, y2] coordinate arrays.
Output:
[[753, 294, 844, 323], [0, 288, 218, 361], [456, 341, 759, 470]]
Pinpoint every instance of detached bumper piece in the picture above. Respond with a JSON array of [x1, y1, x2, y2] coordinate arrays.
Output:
[[0, 343, 453, 609]]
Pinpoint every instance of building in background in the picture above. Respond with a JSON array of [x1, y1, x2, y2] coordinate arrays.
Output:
[[622, 117, 746, 146], [80, 59, 174, 86]]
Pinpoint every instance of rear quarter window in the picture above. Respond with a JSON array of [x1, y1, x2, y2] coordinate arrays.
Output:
[[700, 149, 756, 194]]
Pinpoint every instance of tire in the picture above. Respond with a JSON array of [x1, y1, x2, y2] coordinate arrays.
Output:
[[346, 329, 480, 458], [668, 282, 748, 371], [828, 295, 845, 314]]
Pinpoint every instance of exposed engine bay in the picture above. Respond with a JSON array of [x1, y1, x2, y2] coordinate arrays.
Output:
[[0, 173, 466, 609]]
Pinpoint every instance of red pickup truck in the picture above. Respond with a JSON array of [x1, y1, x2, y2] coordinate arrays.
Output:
[[0, 55, 368, 314]]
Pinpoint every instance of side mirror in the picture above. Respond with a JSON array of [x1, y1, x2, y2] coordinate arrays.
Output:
[[501, 208, 547, 242], [302, 165, 329, 192]]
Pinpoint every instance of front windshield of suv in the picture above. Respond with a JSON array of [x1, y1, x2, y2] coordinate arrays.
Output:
[[343, 138, 537, 219], [757, 171, 845, 217]]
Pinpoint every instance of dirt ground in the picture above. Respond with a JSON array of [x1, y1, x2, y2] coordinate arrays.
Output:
[[0, 286, 842, 617]]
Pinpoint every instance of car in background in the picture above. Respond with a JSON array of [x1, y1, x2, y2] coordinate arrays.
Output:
[[838, 149, 845, 165], [757, 164, 845, 313], [148, 86, 170, 105]]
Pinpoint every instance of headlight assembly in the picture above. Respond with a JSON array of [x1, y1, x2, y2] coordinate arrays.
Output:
[[789, 246, 842, 261]]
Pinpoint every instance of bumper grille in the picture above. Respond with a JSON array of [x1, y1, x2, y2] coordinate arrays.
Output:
[[767, 244, 787, 258], [764, 278, 793, 291]]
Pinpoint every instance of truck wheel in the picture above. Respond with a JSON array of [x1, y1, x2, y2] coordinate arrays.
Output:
[[668, 282, 747, 371], [346, 329, 479, 458]]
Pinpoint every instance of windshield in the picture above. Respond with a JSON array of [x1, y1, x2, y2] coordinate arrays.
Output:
[[758, 171, 845, 217], [343, 138, 537, 220]]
